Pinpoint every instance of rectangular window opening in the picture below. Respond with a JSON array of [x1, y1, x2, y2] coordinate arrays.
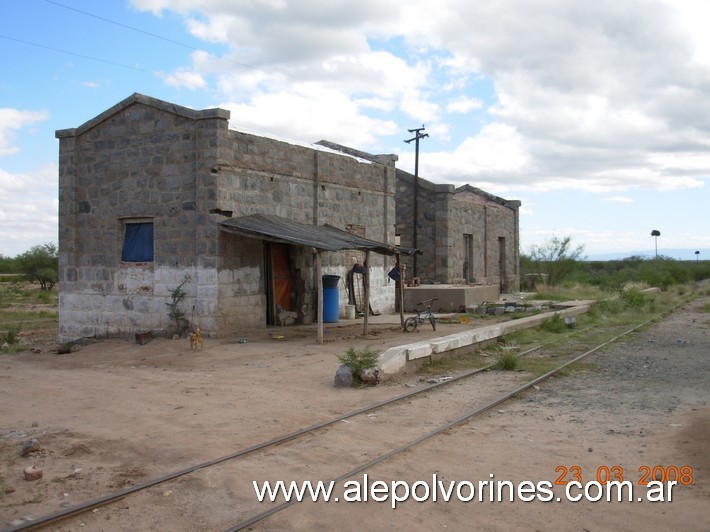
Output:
[[122, 221, 154, 262]]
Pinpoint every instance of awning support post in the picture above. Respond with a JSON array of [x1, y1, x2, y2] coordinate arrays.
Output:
[[396, 253, 404, 326], [315, 250, 323, 344], [363, 250, 370, 336]]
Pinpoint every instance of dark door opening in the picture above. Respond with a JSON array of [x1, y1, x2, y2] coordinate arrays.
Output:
[[464, 234, 473, 283], [265, 243, 293, 325], [498, 237, 507, 293]]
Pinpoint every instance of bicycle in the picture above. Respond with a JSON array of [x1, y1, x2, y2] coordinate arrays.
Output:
[[403, 298, 437, 332]]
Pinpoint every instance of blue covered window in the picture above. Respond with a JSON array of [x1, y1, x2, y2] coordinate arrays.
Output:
[[122, 222, 154, 262]]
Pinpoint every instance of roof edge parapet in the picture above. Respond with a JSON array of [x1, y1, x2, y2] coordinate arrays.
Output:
[[454, 184, 520, 209], [55, 93, 230, 138], [315, 140, 398, 167], [396, 169, 519, 209], [395, 168, 454, 193]]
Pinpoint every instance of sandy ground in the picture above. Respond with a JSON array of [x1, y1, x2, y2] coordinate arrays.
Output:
[[0, 298, 708, 531]]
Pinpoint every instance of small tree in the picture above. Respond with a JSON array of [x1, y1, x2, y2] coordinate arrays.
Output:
[[651, 230, 661, 258], [14, 243, 58, 291], [525, 236, 585, 286], [0, 253, 16, 274], [166, 274, 191, 337], [337, 347, 380, 384]]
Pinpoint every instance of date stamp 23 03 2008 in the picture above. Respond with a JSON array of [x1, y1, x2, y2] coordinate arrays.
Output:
[[552, 464, 695, 503], [554, 464, 695, 486]]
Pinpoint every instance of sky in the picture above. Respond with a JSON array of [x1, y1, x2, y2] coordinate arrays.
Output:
[[1, 0, 709, 260]]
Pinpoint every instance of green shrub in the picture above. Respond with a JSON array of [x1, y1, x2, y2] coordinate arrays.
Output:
[[494, 351, 520, 371], [500, 330, 529, 346], [338, 347, 379, 379], [539, 314, 567, 333], [595, 298, 624, 316], [35, 290, 52, 304], [0, 274, 24, 283], [578, 257, 710, 292], [522, 236, 585, 286], [1, 323, 21, 345], [14, 243, 58, 291], [622, 287, 647, 309]]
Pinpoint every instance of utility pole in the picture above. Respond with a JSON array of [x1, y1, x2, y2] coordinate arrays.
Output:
[[404, 125, 428, 278]]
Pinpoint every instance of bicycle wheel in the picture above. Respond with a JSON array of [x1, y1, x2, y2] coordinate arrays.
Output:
[[429, 315, 436, 331], [404, 317, 417, 332]]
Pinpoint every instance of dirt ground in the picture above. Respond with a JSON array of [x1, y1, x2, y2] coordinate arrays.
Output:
[[1, 297, 708, 531]]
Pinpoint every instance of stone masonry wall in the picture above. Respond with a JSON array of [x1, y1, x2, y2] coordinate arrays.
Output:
[[395, 170, 520, 291], [395, 170, 452, 283], [449, 192, 520, 291], [212, 129, 397, 324], [56, 95, 228, 342], [57, 94, 398, 342]]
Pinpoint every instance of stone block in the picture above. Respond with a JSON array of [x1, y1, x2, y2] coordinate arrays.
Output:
[[431, 331, 475, 353], [406, 341, 433, 361], [378, 346, 408, 375], [334, 364, 354, 387]]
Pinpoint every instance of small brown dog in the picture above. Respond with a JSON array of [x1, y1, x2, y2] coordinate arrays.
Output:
[[189, 329, 203, 351]]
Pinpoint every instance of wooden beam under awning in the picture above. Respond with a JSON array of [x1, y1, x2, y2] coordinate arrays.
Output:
[[220, 215, 419, 343]]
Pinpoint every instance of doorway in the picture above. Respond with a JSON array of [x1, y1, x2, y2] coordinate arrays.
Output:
[[463, 234, 474, 283], [265, 243, 293, 325], [498, 237, 507, 293]]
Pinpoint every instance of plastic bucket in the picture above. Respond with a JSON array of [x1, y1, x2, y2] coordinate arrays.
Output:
[[322, 275, 340, 323], [343, 304, 356, 320]]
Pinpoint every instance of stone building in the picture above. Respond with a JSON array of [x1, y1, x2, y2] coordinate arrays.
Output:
[[56, 93, 400, 343], [395, 171, 521, 293], [317, 142, 521, 310]]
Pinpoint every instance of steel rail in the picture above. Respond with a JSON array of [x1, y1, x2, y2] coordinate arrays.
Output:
[[11, 303, 673, 532], [225, 316, 657, 531], [5, 346, 542, 532]]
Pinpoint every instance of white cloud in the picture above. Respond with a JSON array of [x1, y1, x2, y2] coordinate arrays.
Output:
[[6, 0, 710, 256], [160, 68, 207, 90], [0, 163, 58, 256], [406, 1, 710, 192], [0, 108, 49, 157], [125, 0, 710, 258], [660, 0, 710, 67], [130, 0, 710, 197], [420, 123, 532, 184], [605, 196, 634, 203], [446, 96, 483, 114], [221, 84, 399, 148]]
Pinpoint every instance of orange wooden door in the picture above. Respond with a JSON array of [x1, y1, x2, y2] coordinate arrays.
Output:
[[271, 243, 292, 312]]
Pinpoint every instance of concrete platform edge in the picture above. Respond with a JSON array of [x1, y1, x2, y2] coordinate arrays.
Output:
[[378, 304, 592, 377]]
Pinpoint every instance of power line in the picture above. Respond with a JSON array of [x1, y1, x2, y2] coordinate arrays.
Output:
[[41, 0, 261, 74], [43, 0, 198, 51], [0, 34, 155, 74]]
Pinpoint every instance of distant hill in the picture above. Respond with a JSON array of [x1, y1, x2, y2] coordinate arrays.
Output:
[[586, 248, 710, 261]]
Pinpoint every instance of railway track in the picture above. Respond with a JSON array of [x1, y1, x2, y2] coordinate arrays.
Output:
[[5, 318, 656, 532]]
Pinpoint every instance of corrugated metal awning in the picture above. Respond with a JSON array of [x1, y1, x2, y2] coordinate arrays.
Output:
[[220, 214, 417, 255]]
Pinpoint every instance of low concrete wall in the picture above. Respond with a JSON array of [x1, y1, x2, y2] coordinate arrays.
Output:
[[403, 285, 500, 313], [378, 303, 591, 376]]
